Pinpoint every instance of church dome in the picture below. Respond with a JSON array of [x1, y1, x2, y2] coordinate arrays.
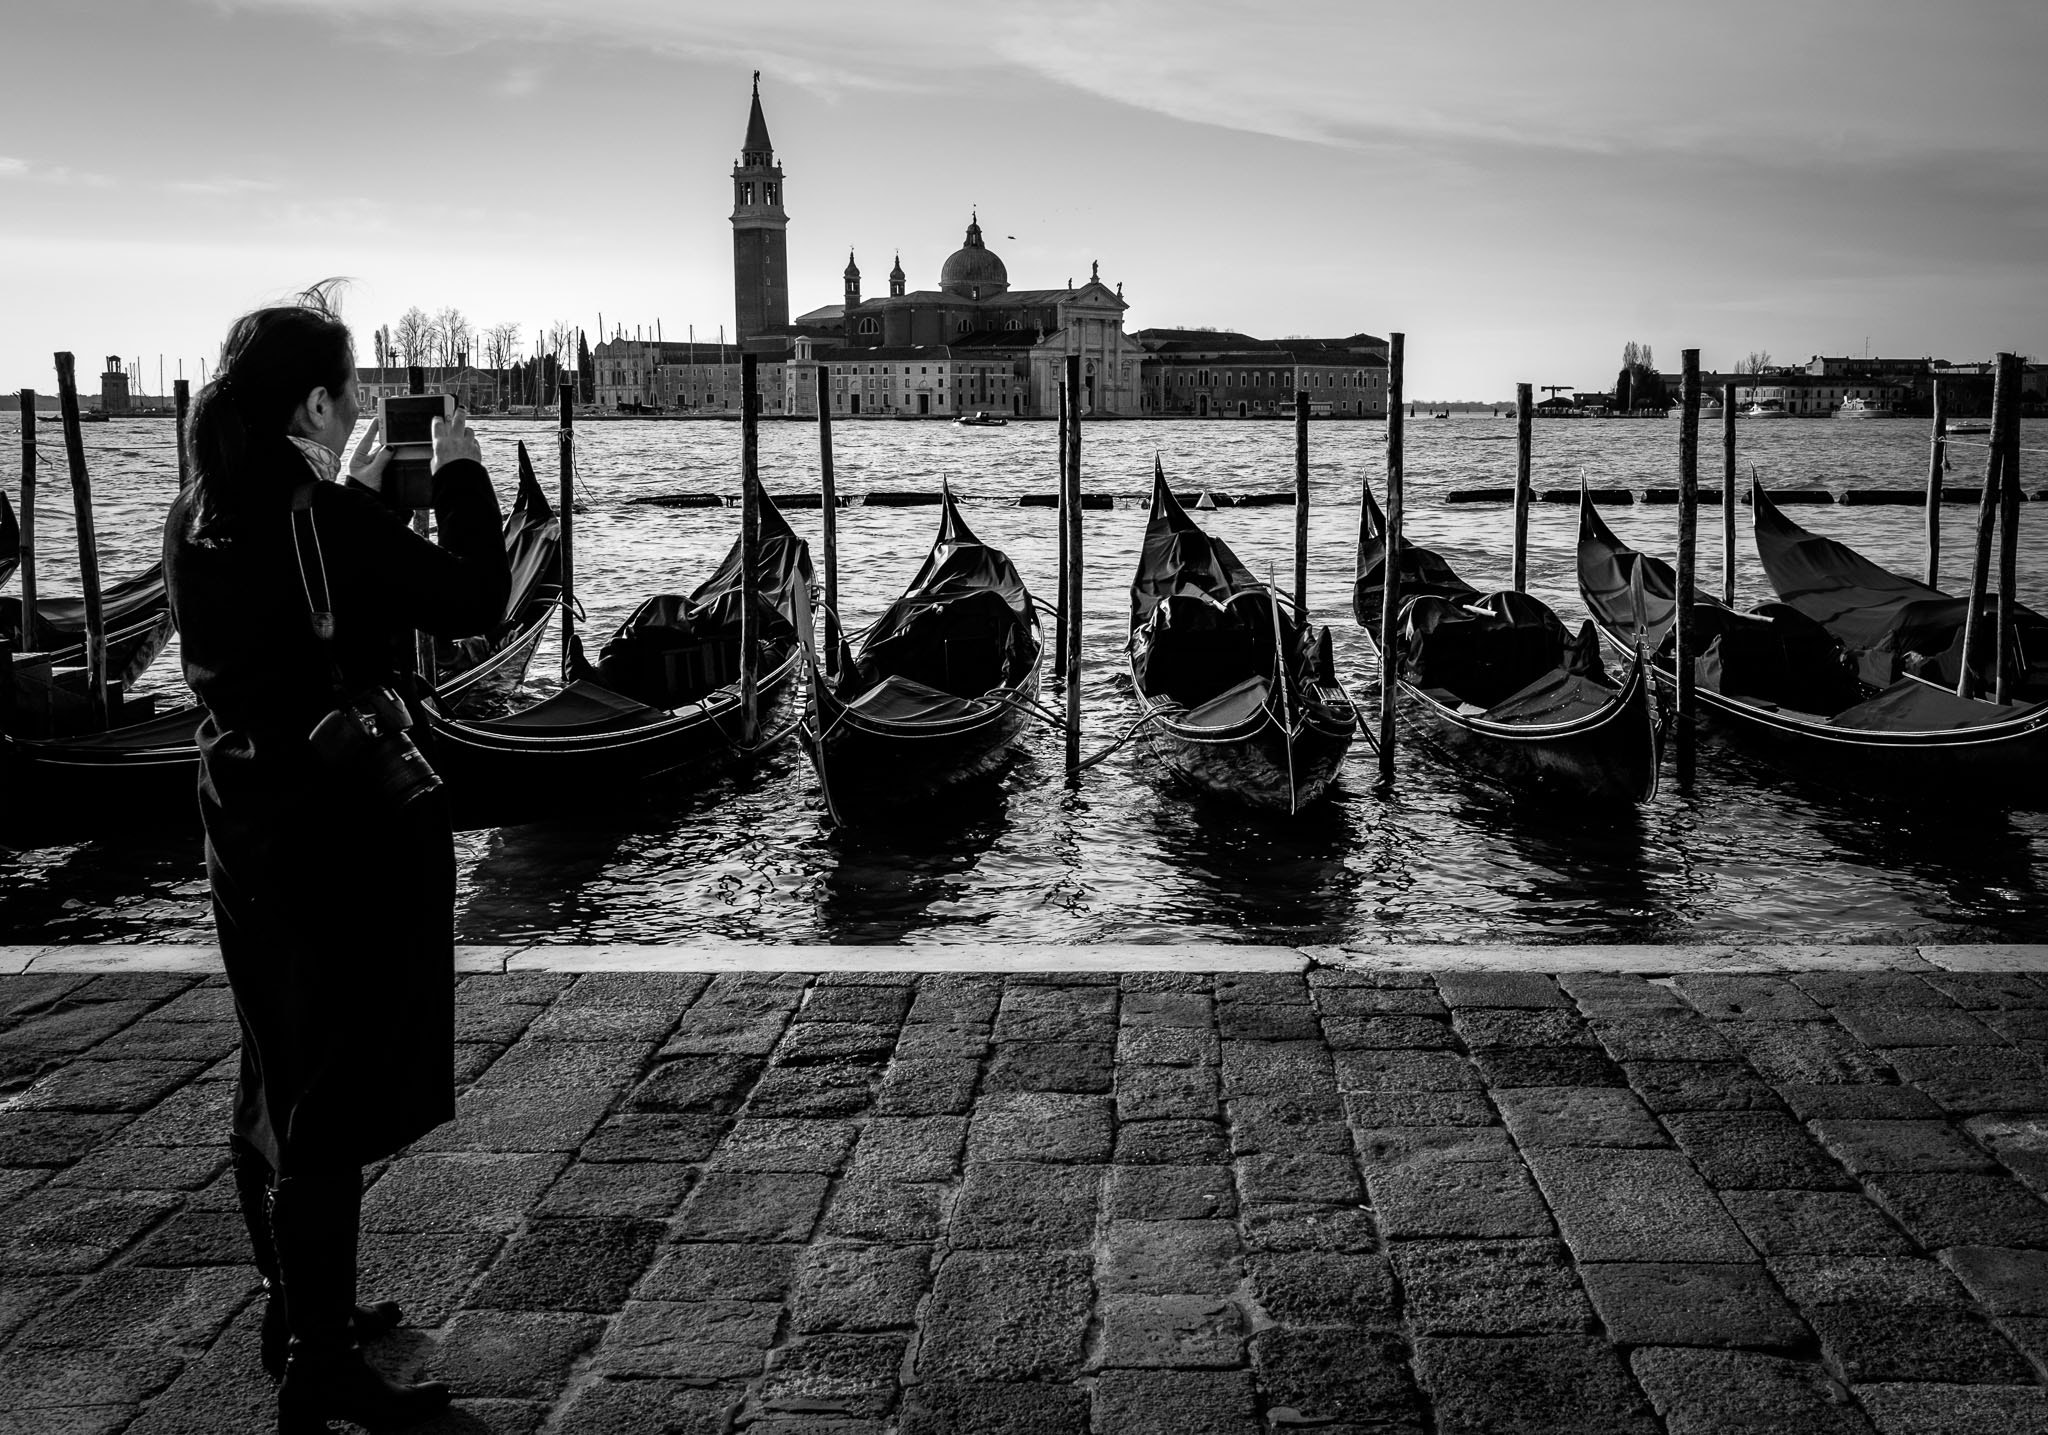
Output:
[[938, 213, 1008, 297]]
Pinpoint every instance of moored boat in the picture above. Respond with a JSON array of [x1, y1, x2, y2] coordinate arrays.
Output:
[[415, 481, 815, 828], [800, 484, 1042, 821], [0, 490, 17, 590], [956, 411, 1008, 427], [1741, 398, 1792, 419], [1576, 481, 2048, 804], [1355, 481, 1658, 803], [1127, 463, 1356, 813], [1834, 396, 1891, 419], [2, 456, 568, 821]]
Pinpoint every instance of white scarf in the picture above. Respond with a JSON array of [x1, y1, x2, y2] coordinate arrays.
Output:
[[288, 435, 341, 484]]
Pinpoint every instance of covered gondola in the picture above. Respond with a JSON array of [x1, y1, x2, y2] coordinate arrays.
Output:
[[2, 560, 175, 730], [1577, 481, 2048, 803], [416, 483, 814, 828], [433, 442, 563, 710], [1751, 476, 2048, 698], [800, 485, 1041, 821], [0, 489, 17, 590], [1355, 480, 1658, 803], [3, 456, 567, 819], [1128, 464, 1356, 813]]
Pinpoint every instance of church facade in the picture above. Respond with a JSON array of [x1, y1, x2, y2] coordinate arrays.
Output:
[[592, 77, 1381, 419]]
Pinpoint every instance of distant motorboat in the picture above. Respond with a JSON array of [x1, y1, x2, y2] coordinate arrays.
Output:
[[956, 411, 1007, 427], [1834, 397, 1891, 419], [1741, 398, 1792, 419], [1949, 422, 1991, 436]]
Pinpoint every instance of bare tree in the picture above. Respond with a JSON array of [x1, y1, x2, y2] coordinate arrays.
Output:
[[1622, 340, 1642, 370], [482, 322, 522, 408], [546, 320, 575, 359], [1640, 343, 1655, 372], [394, 307, 432, 367], [436, 307, 473, 370]]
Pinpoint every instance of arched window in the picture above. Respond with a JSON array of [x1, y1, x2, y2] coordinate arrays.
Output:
[[858, 317, 880, 336], [958, 319, 971, 332], [1005, 319, 1021, 331]]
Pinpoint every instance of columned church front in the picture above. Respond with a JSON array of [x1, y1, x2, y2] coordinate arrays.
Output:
[[740, 80, 1140, 417]]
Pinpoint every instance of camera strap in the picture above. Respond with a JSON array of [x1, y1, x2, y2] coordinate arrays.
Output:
[[287, 481, 349, 701]]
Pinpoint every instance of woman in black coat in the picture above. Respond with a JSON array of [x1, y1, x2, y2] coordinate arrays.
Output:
[[164, 285, 509, 1433]]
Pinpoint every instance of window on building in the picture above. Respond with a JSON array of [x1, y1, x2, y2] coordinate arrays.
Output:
[[764, 183, 778, 204], [738, 181, 754, 205], [858, 318, 879, 336]]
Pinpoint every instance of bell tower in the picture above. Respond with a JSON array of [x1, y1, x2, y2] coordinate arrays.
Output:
[[731, 71, 789, 344]]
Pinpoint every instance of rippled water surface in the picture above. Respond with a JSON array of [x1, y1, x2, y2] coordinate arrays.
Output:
[[5, 411, 2047, 945]]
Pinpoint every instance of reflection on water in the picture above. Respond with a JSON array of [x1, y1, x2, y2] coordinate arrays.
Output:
[[4, 413, 2048, 944]]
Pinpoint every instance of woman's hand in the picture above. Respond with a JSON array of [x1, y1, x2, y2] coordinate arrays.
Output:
[[348, 418, 391, 492], [431, 410, 482, 474]]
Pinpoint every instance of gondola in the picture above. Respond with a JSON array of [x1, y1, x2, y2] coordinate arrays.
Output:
[[415, 482, 814, 828], [2, 452, 567, 818], [0, 490, 18, 590], [800, 484, 1041, 820], [1128, 463, 1356, 813], [1354, 480, 1658, 803], [433, 442, 563, 710], [2, 561, 175, 731], [1750, 475, 2048, 698], [1576, 480, 2048, 804]]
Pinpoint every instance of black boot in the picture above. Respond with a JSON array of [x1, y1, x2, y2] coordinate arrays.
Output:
[[233, 1138, 403, 1378], [270, 1170, 448, 1433]]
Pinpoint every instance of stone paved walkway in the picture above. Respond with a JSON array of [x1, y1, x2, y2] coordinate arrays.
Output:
[[5, 957, 2048, 1433]]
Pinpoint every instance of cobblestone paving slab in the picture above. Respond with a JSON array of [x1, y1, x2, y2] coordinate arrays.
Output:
[[5, 962, 2048, 1431]]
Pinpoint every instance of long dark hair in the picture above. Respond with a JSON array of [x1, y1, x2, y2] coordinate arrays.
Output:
[[187, 279, 354, 538]]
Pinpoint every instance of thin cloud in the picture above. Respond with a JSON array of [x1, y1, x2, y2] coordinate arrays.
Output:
[[0, 156, 117, 187], [167, 175, 279, 197], [209, 0, 2048, 164]]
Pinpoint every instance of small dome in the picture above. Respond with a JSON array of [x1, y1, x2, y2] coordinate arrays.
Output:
[[844, 249, 860, 278], [889, 253, 906, 282], [939, 213, 1008, 297]]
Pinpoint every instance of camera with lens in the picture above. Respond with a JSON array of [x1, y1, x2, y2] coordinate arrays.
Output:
[[308, 686, 442, 808]]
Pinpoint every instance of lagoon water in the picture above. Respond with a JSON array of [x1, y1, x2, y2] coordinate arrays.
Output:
[[4, 410, 2046, 946]]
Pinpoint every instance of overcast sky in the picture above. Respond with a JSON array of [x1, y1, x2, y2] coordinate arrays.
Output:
[[5, 1, 2044, 399]]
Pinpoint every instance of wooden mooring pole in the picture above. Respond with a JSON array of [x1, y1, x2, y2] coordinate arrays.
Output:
[[815, 366, 840, 677], [1674, 349, 1701, 792], [1064, 353, 1083, 775], [1293, 390, 1310, 617], [1512, 382, 1532, 591], [740, 354, 762, 746], [1957, 356, 2010, 700], [18, 389, 37, 645], [174, 379, 191, 491], [52, 354, 108, 730], [1721, 382, 1737, 605], [557, 377, 576, 685], [1054, 379, 1070, 677], [1924, 379, 1945, 588], [408, 367, 434, 686], [1377, 333, 1405, 787], [1995, 353, 2023, 705]]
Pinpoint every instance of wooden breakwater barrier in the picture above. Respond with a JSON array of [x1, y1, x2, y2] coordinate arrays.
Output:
[[1445, 486, 2024, 507], [630, 490, 1299, 510]]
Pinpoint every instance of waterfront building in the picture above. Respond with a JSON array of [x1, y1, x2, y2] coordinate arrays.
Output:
[[581, 75, 1386, 420], [591, 338, 779, 413], [1135, 329, 1389, 418], [811, 218, 1140, 417]]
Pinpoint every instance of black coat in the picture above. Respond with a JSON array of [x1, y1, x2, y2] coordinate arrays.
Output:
[[165, 441, 510, 1169]]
